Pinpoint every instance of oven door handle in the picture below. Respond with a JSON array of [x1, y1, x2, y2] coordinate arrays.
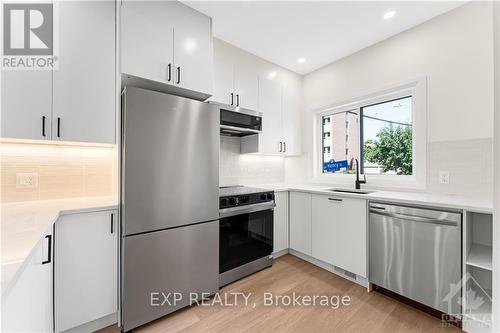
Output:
[[219, 201, 276, 218]]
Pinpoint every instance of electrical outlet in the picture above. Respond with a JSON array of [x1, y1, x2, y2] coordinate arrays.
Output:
[[16, 173, 38, 189], [439, 171, 450, 184]]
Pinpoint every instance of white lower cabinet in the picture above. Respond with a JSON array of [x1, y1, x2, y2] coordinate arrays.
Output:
[[55, 210, 118, 332], [311, 194, 367, 277], [2, 227, 54, 333], [311, 194, 337, 265], [289, 191, 312, 256], [273, 192, 289, 253]]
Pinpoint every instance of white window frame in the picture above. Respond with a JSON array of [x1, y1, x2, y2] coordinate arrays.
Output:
[[312, 77, 427, 190]]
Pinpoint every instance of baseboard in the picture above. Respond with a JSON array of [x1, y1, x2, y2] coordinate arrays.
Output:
[[61, 313, 117, 333], [288, 249, 368, 288], [272, 249, 289, 259]]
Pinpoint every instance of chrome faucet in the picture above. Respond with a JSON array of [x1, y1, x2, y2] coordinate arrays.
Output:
[[349, 158, 366, 190]]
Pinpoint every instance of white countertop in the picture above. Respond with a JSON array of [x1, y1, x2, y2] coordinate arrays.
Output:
[[1, 196, 118, 287], [255, 184, 493, 214]]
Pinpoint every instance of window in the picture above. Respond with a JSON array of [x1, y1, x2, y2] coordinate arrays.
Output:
[[321, 96, 413, 175], [361, 96, 413, 175], [315, 78, 426, 187]]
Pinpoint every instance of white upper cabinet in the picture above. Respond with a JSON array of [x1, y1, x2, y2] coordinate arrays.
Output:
[[241, 78, 302, 156], [241, 79, 282, 154], [211, 56, 234, 105], [55, 210, 118, 332], [53, 1, 115, 144], [121, 0, 213, 98], [258, 78, 283, 153], [210, 59, 259, 110], [1, 1, 116, 144], [234, 67, 259, 110], [172, 2, 213, 95], [121, 0, 175, 84], [1, 71, 52, 140], [282, 85, 302, 156]]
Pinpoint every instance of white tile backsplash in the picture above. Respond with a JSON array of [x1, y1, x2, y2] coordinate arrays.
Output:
[[220, 136, 285, 186], [221, 136, 492, 199], [426, 138, 493, 199]]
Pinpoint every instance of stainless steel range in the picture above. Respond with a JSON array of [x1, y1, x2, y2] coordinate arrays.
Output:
[[219, 186, 275, 287]]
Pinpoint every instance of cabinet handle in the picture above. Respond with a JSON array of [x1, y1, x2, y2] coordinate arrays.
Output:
[[328, 198, 343, 202], [57, 117, 61, 138], [167, 64, 172, 82], [42, 235, 52, 264], [279, 141, 283, 152], [283, 142, 286, 153], [230, 93, 234, 106], [42, 116, 46, 137], [110, 213, 114, 234], [236, 94, 240, 107], [176, 66, 181, 84]]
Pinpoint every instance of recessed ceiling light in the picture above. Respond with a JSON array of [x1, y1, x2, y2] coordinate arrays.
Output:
[[297, 57, 306, 63], [384, 10, 396, 20]]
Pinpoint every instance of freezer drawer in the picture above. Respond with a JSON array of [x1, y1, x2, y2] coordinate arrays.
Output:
[[369, 203, 462, 315], [121, 221, 219, 331]]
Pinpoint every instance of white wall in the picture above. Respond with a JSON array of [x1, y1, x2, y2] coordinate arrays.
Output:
[[215, 38, 303, 186], [286, 2, 494, 198], [492, 1, 500, 330]]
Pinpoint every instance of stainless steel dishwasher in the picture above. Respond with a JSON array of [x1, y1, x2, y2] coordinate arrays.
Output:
[[369, 202, 462, 315]]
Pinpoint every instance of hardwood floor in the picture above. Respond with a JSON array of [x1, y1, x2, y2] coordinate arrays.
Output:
[[101, 255, 460, 333]]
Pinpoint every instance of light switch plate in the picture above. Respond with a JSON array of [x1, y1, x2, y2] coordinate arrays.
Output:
[[16, 172, 38, 189], [439, 171, 450, 184]]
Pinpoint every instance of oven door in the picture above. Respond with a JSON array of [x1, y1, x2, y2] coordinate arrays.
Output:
[[219, 204, 274, 274]]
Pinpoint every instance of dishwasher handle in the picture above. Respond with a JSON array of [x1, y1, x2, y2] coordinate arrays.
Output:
[[369, 209, 458, 227]]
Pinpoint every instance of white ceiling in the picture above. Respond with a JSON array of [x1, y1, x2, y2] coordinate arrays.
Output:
[[184, 1, 466, 75]]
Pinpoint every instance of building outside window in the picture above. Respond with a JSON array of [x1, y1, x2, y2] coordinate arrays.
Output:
[[322, 110, 359, 173]]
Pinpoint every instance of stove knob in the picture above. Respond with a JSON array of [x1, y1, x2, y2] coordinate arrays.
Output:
[[267, 193, 273, 200], [229, 197, 237, 206], [260, 194, 267, 200], [221, 198, 228, 207]]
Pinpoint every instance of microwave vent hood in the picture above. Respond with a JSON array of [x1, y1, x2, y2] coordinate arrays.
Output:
[[213, 102, 263, 137]]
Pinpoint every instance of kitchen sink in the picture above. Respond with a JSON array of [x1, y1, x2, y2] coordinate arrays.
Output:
[[326, 188, 375, 195]]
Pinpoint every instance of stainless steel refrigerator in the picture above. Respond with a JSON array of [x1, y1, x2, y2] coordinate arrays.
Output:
[[120, 87, 219, 331]]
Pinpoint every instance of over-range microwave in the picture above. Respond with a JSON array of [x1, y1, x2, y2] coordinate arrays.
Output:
[[214, 103, 263, 137]]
